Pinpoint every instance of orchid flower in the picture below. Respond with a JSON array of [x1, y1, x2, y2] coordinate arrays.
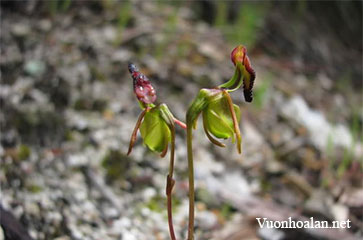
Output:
[[185, 45, 255, 240], [127, 63, 185, 240]]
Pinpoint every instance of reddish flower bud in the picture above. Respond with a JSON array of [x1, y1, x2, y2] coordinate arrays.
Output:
[[128, 63, 157, 104]]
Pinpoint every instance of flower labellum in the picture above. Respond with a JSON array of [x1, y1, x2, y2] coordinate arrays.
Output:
[[128, 63, 157, 104], [230, 45, 256, 102]]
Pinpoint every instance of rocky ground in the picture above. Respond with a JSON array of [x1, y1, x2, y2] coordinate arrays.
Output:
[[0, 2, 362, 240]]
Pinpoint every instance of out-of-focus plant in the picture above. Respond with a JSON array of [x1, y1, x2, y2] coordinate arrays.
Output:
[[127, 63, 185, 240], [215, 2, 269, 49], [185, 45, 255, 239], [48, 0, 72, 15], [113, 1, 132, 46], [127, 45, 255, 240]]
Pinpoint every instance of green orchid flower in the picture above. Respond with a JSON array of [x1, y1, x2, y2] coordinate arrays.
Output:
[[128, 103, 175, 157], [127, 63, 186, 157], [127, 63, 186, 240], [187, 88, 241, 153], [185, 45, 255, 240]]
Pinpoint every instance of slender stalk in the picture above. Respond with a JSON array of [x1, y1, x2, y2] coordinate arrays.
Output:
[[166, 125, 176, 240], [166, 176, 176, 240], [186, 125, 195, 240]]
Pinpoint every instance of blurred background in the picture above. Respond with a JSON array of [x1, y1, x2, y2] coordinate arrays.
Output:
[[0, 1, 362, 239]]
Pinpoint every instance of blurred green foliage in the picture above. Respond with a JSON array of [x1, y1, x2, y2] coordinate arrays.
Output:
[[220, 203, 236, 220], [102, 150, 129, 182], [145, 195, 165, 213], [18, 144, 31, 160], [215, 2, 269, 49], [48, 0, 72, 15], [26, 184, 43, 193], [114, 1, 132, 46], [252, 76, 272, 109], [144, 194, 181, 213], [337, 109, 362, 177]]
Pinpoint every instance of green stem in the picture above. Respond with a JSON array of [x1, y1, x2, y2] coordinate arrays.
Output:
[[166, 125, 176, 240], [186, 124, 195, 240]]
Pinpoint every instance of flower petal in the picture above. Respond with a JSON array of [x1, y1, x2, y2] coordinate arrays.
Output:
[[140, 108, 171, 153]]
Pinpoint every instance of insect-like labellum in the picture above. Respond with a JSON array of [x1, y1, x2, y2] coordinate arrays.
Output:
[[230, 45, 256, 102], [128, 63, 157, 104]]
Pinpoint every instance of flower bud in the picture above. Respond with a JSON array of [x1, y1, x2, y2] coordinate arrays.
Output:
[[128, 63, 157, 104]]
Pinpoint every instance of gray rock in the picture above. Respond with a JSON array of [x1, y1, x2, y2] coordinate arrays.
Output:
[[11, 23, 31, 38], [196, 211, 218, 230], [38, 19, 52, 32], [24, 60, 46, 78]]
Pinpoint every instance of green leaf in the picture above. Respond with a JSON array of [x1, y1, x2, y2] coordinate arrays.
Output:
[[140, 108, 171, 153]]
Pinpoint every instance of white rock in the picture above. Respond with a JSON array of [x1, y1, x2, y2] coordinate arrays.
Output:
[[112, 49, 131, 62], [331, 203, 348, 223], [196, 211, 218, 230], [258, 227, 285, 240], [281, 95, 353, 151], [67, 154, 88, 167], [205, 171, 251, 198], [122, 230, 137, 240], [38, 19, 52, 32], [142, 188, 157, 201], [24, 60, 46, 77], [103, 26, 117, 42], [11, 23, 30, 37]]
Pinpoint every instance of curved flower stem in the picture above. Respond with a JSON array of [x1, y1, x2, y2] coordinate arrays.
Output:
[[186, 124, 195, 240], [166, 124, 176, 240]]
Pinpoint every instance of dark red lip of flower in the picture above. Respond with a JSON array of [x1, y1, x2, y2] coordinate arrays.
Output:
[[128, 63, 157, 104], [230, 45, 256, 103]]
